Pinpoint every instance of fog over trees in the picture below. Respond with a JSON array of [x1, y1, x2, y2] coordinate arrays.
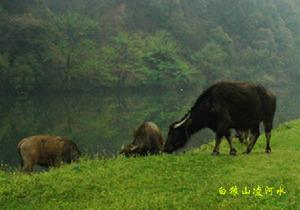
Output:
[[1, 0, 300, 94]]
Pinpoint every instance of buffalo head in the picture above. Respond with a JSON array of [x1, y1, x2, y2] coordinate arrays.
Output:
[[61, 141, 81, 163], [164, 114, 192, 153], [119, 144, 140, 157]]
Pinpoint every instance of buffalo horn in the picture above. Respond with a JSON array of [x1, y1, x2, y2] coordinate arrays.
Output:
[[173, 113, 191, 128], [129, 144, 139, 151]]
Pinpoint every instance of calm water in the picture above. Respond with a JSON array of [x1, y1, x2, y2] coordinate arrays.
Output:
[[0, 85, 299, 167]]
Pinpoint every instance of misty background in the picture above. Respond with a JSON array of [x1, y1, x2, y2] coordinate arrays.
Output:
[[1, 0, 300, 93]]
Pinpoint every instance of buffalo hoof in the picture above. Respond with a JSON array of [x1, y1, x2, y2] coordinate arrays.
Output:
[[230, 149, 237, 156], [211, 151, 220, 156], [265, 148, 271, 154]]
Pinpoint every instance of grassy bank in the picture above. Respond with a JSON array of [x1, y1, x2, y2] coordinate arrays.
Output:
[[1, 120, 300, 210]]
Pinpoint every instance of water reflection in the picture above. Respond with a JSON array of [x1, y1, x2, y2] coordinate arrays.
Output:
[[0, 85, 299, 167]]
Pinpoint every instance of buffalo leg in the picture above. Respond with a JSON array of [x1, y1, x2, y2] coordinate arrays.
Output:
[[264, 121, 273, 153], [22, 158, 33, 173], [212, 134, 223, 156], [235, 129, 244, 143], [245, 125, 260, 154], [236, 129, 249, 144], [212, 113, 231, 156], [225, 131, 237, 155], [244, 130, 249, 144], [265, 133, 271, 153], [20, 151, 34, 173]]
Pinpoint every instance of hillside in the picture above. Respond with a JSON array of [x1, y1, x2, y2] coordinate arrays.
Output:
[[1, 0, 300, 94]]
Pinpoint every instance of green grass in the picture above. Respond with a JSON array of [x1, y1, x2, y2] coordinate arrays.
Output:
[[1, 120, 300, 210]]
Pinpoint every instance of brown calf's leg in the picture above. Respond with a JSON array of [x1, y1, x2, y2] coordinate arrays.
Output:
[[20, 150, 34, 173], [22, 158, 34, 173]]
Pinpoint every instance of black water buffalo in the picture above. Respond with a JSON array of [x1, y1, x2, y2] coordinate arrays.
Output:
[[120, 122, 164, 156], [17, 135, 81, 172], [164, 81, 276, 155]]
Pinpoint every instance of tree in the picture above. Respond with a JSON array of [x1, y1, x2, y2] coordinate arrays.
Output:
[[9, 53, 40, 94], [94, 32, 146, 87], [143, 31, 192, 87], [49, 12, 97, 90], [252, 28, 276, 55], [193, 42, 229, 84], [0, 53, 9, 91]]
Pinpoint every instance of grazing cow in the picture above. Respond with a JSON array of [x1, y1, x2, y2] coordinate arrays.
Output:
[[120, 122, 164, 156], [164, 81, 276, 155], [17, 135, 81, 172]]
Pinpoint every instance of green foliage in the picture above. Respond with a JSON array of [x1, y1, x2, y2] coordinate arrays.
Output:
[[1, 0, 300, 93], [102, 32, 146, 87], [9, 54, 40, 94], [193, 42, 229, 83], [1, 119, 300, 209], [0, 53, 9, 87], [48, 12, 98, 90], [143, 31, 192, 86]]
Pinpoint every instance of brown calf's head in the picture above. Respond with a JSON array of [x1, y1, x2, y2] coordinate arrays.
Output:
[[119, 144, 141, 157], [62, 142, 81, 163]]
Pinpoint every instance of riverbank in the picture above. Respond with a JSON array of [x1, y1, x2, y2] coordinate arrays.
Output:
[[1, 119, 300, 209]]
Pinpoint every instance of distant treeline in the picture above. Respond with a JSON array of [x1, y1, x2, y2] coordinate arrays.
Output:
[[1, 0, 300, 94]]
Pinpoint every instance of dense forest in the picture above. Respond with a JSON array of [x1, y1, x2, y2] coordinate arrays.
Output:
[[1, 0, 300, 94]]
